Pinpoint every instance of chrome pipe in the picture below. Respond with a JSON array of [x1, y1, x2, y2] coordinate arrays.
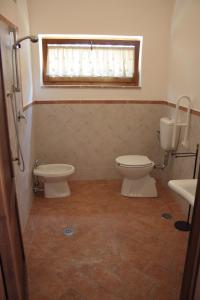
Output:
[[154, 151, 171, 169], [13, 35, 38, 49]]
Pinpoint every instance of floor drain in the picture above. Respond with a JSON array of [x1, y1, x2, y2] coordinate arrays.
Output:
[[161, 213, 173, 220], [63, 227, 74, 236]]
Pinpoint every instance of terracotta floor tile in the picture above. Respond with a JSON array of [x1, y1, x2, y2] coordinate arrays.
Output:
[[24, 180, 189, 300]]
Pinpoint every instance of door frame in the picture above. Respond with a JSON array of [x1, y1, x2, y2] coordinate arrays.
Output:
[[0, 35, 28, 300]]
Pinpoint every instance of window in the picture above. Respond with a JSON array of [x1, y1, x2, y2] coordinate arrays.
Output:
[[42, 37, 141, 87]]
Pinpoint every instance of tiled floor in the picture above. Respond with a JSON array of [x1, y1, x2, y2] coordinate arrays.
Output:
[[23, 180, 189, 300]]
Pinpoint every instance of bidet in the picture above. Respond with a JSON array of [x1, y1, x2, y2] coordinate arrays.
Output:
[[33, 164, 75, 198]]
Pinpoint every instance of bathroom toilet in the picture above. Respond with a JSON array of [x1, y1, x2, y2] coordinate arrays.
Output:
[[115, 155, 157, 197], [115, 117, 181, 198], [33, 164, 75, 198]]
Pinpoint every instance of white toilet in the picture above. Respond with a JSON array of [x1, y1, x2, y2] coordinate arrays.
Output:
[[115, 117, 179, 198], [33, 164, 75, 198], [115, 155, 157, 197]]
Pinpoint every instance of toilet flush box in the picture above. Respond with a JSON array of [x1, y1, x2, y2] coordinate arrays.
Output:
[[160, 117, 179, 151]]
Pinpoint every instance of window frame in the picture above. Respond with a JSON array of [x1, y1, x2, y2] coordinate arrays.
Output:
[[42, 38, 141, 87]]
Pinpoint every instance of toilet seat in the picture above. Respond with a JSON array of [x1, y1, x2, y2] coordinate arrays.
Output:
[[116, 155, 154, 168]]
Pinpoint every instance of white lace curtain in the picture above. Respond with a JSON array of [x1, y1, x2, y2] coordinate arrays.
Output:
[[46, 45, 135, 78]]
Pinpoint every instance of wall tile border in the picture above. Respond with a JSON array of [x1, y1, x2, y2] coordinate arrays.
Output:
[[24, 99, 200, 117], [166, 102, 200, 117], [23, 102, 32, 111], [32, 100, 164, 105]]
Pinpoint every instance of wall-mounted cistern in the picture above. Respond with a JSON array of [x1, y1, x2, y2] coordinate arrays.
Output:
[[154, 117, 180, 169], [155, 96, 192, 170]]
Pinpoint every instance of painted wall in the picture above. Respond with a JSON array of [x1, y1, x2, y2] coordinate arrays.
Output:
[[0, 0, 34, 230], [16, 0, 33, 106], [165, 0, 200, 181], [162, 0, 200, 216], [162, 109, 200, 182], [27, 0, 175, 101], [0, 0, 33, 106], [166, 0, 200, 285], [167, 0, 200, 111], [0, 0, 18, 25]]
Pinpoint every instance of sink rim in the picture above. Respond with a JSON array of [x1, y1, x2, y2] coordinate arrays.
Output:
[[168, 179, 197, 206]]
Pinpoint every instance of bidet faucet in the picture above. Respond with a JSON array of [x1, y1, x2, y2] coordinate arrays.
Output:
[[33, 160, 41, 168], [33, 159, 47, 168]]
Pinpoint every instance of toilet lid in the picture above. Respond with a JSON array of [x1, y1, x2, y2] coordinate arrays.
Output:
[[116, 155, 153, 167]]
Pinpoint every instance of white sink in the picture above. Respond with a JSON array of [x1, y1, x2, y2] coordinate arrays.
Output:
[[168, 179, 197, 206]]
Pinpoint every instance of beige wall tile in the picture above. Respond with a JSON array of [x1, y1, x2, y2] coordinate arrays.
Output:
[[33, 103, 164, 180]]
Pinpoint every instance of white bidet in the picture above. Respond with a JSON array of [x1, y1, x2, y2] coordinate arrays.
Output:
[[33, 164, 75, 198]]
